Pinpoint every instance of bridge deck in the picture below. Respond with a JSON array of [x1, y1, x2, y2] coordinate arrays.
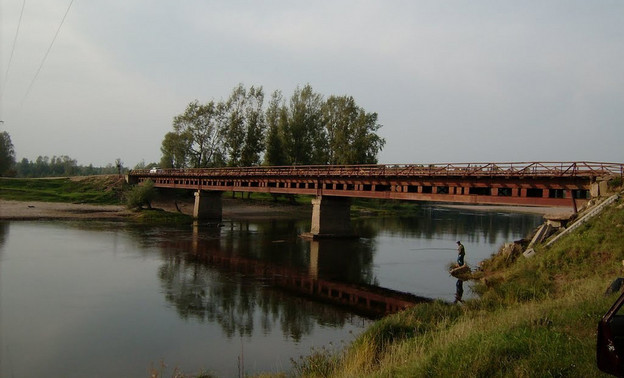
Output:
[[128, 162, 623, 208]]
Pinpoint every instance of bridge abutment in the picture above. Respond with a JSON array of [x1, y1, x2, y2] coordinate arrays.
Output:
[[302, 196, 355, 239], [193, 190, 223, 221]]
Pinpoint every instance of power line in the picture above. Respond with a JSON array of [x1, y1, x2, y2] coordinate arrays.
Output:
[[2, 0, 27, 98], [20, 0, 75, 107]]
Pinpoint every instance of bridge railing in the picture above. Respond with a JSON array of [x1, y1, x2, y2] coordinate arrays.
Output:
[[130, 161, 623, 178]]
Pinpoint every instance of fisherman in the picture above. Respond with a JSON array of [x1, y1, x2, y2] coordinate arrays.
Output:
[[456, 241, 466, 267]]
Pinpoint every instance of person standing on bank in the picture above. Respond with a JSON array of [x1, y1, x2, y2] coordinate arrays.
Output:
[[456, 241, 466, 267]]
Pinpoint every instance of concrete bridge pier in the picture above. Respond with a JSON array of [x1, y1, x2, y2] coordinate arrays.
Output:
[[193, 190, 223, 221], [302, 196, 355, 239]]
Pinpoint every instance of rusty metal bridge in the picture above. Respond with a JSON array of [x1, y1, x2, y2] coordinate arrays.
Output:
[[129, 161, 622, 209]]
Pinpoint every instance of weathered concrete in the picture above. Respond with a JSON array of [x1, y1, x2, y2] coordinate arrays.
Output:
[[193, 190, 223, 220], [527, 223, 555, 249], [545, 193, 619, 247], [301, 196, 355, 239], [591, 179, 612, 198]]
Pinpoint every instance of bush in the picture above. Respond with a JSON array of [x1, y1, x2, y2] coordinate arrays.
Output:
[[608, 176, 623, 190], [126, 180, 156, 210]]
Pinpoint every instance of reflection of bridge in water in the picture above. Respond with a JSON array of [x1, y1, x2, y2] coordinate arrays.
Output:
[[188, 251, 430, 317], [163, 229, 431, 318]]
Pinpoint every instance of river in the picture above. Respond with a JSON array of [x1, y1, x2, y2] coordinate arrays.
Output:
[[0, 205, 542, 377]]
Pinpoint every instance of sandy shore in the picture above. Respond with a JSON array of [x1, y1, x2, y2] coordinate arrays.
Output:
[[0, 198, 311, 221], [0, 199, 133, 220]]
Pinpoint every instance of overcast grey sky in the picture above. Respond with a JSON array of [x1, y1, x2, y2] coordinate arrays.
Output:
[[0, 1, 622, 167]]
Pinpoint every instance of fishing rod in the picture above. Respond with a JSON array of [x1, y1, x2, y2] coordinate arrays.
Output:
[[410, 248, 457, 251]]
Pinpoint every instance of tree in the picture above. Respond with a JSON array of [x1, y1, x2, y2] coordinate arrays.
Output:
[[283, 84, 326, 165], [172, 100, 226, 168], [126, 179, 156, 210], [115, 158, 123, 176], [322, 95, 386, 164], [350, 111, 385, 164], [263, 90, 288, 166], [224, 84, 247, 166], [163, 84, 386, 169], [160, 131, 193, 168], [0, 131, 16, 176], [239, 85, 266, 166], [223, 84, 267, 167], [16, 158, 31, 177]]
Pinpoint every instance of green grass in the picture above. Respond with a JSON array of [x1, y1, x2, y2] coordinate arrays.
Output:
[[288, 194, 624, 378], [0, 176, 125, 204]]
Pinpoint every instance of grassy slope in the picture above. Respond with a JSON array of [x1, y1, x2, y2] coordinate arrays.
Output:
[[0, 176, 197, 224], [0, 176, 125, 204], [292, 194, 624, 377]]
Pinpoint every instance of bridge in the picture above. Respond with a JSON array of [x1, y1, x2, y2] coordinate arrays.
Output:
[[128, 161, 623, 238]]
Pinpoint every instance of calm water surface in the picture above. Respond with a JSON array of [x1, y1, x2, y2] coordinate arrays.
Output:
[[0, 206, 542, 377]]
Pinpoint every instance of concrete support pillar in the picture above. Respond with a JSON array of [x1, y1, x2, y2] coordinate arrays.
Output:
[[193, 190, 223, 221], [302, 196, 355, 239]]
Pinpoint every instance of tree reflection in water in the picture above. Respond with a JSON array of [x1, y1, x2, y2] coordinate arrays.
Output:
[[156, 222, 372, 341], [0, 222, 7, 250], [361, 205, 539, 244], [53, 206, 541, 341]]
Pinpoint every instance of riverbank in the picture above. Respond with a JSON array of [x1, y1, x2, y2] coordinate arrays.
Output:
[[0, 197, 310, 221], [289, 193, 623, 377], [0, 199, 132, 220], [0, 175, 311, 221]]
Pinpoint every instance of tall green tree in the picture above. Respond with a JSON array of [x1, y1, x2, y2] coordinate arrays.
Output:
[[0, 131, 16, 176], [160, 130, 193, 168], [240, 85, 266, 166], [224, 84, 267, 167], [172, 100, 226, 168], [163, 84, 386, 169], [322, 95, 386, 164], [264, 90, 288, 166], [224, 84, 247, 166], [283, 84, 326, 165]]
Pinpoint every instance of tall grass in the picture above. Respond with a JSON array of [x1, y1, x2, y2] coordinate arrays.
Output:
[[291, 195, 624, 377], [0, 176, 125, 204]]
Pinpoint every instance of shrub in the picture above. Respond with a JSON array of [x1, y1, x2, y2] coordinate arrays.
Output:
[[608, 176, 623, 190], [126, 180, 156, 210]]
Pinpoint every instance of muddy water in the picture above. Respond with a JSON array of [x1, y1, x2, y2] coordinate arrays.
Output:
[[0, 206, 541, 377]]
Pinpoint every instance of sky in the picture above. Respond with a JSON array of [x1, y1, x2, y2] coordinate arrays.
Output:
[[0, 1, 622, 168]]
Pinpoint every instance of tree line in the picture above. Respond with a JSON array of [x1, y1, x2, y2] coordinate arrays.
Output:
[[160, 84, 385, 168], [0, 132, 124, 178], [13, 156, 123, 177], [0, 83, 386, 177]]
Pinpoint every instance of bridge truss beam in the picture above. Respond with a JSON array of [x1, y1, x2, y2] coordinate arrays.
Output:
[[128, 161, 623, 237]]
